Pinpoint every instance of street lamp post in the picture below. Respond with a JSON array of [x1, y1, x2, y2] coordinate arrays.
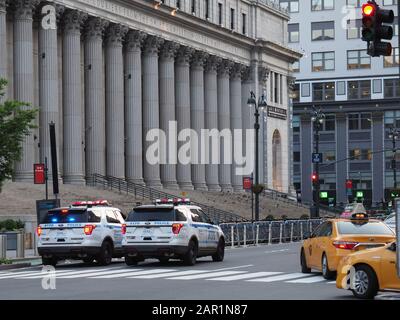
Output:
[[247, 91, 267, 222], [311, 107, 325, 218], [388, 127, 400, 190]]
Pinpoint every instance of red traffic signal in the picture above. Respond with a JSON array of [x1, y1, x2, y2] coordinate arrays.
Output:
[[312, 173, 318, 185], [362, 3, 376, 17], [346, 180, 353, 189]]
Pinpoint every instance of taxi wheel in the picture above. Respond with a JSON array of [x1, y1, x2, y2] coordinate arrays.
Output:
[[351, 265, 379, 300], [97, 241, 113, 266], [183, 240, 198, 266], [212, 238, 225, 262], [321, 253, 336, 280], [300, 249, 311, 273], [42, 257, 58, 267], [125, 256, 138, 266]]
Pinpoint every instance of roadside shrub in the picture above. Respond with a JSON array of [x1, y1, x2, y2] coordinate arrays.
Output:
[[0, 258, 12, 265], [0, 219, 25, 231], [281, 215, 288, 220], [265, 215, 275, 221], [300, 214, 310, 220]]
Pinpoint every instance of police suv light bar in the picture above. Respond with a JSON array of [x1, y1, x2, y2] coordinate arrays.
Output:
[[71, 200, 110, 207], [154, 198, 191, 205]]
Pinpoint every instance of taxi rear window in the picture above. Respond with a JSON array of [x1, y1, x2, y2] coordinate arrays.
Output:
[[45, 209, 99, 223], [126, 208, 186, 222], [337, 221, 394, 235]]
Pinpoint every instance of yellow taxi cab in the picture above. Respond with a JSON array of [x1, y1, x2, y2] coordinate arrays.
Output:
[[300, 213, 396, 280], [336, 242, 400, 299]]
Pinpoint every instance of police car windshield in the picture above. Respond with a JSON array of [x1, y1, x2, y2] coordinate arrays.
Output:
[[127, 208, 182, 222], [337, 221, 394, 235], [44, 209, 100, 223]]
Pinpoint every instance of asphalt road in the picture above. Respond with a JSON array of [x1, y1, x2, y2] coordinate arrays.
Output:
[[0, 242, 358, 300]]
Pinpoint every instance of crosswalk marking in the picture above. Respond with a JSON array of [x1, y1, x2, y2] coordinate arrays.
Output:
[[58, 268, 135, 279], [328, 281, 336, 284], [286, 276, 326, 284], [205, 272, 283, 281], [90, 269, 177, 279], [166, 271, 246, 280], [247, 273, 314, 283], [129, 270, 209, 279], [28, 268, 127, 279], [15, 268, 111, 279]]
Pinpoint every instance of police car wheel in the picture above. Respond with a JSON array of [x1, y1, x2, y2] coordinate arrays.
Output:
[[212, 238, 225, 262], [97, 241, 113, 266], [351, 265, 379, 300], [183, 240, 198, 266], [300, 249, 311, 273], [321, 253, 336, 280], [42, 257, 58, 267], [125, 256, 138, 266]]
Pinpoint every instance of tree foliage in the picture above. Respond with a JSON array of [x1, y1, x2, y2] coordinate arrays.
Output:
[[0, 78, 38, 192]]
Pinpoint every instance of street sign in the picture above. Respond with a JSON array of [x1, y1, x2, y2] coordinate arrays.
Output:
[[243, 177, 252, 190], [320, 191, 328, 199], [312, 153, 323, 164], [395, 198, 400, 278], [34, 163, 45, 184]]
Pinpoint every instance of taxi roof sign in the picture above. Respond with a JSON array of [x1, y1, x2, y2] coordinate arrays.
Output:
[[350, 212, 369, 221]]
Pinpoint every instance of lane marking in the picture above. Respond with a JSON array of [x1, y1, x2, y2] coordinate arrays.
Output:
[[206, 272, 283, 281], [247, 273, 314, 283], [167, 271, 246, 280], [286, 276, 326, 283], [213, 264, 254, 272], [327, 281, 336, 284], [129, 270, 209, 279], [264, 249, 290, 254], [90, 269, 177, 279]]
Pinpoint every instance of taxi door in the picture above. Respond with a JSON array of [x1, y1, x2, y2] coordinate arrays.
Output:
[[379, 244, 400, 290], [307, 222, 328, 268], [313, 222, 333, 270]]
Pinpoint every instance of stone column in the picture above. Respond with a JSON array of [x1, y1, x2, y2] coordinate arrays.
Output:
[[125, 30, 146, 185], [190, 51, 209, 191], [0, 0, 7, 82], [175, 45, 195, 190], [62, 10, 87, 184], [159, 41, 180, 190], [241, 66, 253, 157], [142, 35, 164, 188], [83, 17, 108, 178], [204, 56, 221, 192], [259, 65, 269, 186], [105, 24, 128, 179], [38, 4, 64, 179], [230, 63, 244, 192], [217, 59, 234, 192], [12, 0, 40, 181]]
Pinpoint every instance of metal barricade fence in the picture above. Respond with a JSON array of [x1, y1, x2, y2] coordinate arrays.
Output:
[[220, 219, 324, 247]]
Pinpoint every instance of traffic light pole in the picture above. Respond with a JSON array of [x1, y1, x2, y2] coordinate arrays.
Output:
[[254, 108, 260, 222], [314, 122, 320, 218]]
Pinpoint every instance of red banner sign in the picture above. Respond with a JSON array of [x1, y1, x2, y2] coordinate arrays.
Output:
[[243, 177, 252, 190], [34, 163, 46, 184]]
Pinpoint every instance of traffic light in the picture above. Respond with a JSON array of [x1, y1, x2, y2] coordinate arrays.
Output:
[[362, 1, 394, 57], [312, 173, 318, 186]]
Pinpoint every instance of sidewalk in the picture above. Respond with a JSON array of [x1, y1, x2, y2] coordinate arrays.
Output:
[[5, 249, 41, 266]]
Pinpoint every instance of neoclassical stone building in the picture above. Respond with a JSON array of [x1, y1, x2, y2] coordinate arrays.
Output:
[[0, 0, 301, 193]]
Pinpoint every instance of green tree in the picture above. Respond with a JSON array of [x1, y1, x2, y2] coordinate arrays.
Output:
[[0, 78, 37, 192]]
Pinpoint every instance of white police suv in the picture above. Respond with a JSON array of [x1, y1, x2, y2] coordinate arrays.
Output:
[[122, 198, 225, 266], [36, 200, 125, 266]]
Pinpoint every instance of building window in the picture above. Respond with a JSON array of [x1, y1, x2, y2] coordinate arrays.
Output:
[[312, 82, 335, 101], [373, 79, 382, 94], [291, 61, 300, 73], [293, 115, 300, 132], [288, 23, 299, 43], [312, 51, 335, 72], [230, 8, 235, 30], [384, 79, 400, 98], [311, 0, 334, 11], [384, 111, 400, 129], [293, 152, 301, 162], [292, 83, 300, 102], [279, 0, 299, 13], [347, 50, 371, 69], [218, 3, 223, 25], [242, 13, 247, 35], [311, 21, 335, 41], [324, 151, 336, 162], [337, 81, 346, 95], [383, 0, 398, 5], [347, 19, 362, 39], [348, 113, 372, 130], [205, 0, 209, 19], [324, 115, 336, 131], [347, 0, 362, 7], [301, 83, 310, 97], [349, 148, 372, 161], [348, 80, 371, 100], [384, 47, 399, 68]]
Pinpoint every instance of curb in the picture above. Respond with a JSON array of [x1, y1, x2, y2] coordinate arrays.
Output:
[[376, 293, 400, 300], [0, 263, 31, 271]]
